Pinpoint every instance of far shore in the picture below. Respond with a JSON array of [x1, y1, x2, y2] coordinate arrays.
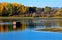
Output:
[[0, 17, 62, 19]]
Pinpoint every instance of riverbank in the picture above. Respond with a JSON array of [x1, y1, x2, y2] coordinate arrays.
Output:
[[36, 28, 62, 32], [0, 17, 62, 19]]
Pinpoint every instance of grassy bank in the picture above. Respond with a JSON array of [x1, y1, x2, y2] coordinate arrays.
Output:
[[0, 17, 62, 19], [36, 28, 62, 32]]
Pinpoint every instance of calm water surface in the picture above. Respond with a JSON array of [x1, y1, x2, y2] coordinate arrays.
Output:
[[0, 18, 62, 40]]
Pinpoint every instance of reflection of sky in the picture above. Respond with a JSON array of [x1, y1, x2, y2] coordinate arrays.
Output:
[[0, 0, 62, 7], [0, 22, 12, 25], [0, 31, 62, 40]]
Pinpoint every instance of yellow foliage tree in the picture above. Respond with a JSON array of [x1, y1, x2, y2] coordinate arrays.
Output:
[[0, 4, 3, 13], [17, 4, 28, 14]]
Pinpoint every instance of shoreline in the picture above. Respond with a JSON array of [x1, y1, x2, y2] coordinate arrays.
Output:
[[36, 28, 62, 32], [0, 17, 62, 19]]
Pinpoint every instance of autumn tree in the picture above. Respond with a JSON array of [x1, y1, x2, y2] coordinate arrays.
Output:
[[12, 2, 19, 16], [8, 3, 12, 16], [0, 3, 3, 16], [17, 3, 28, 16], [1, 2, 10, 16]]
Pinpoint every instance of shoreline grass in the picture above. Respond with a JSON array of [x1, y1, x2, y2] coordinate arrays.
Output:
[[36, 28, 62, 32], [0, 17, 62, 19]]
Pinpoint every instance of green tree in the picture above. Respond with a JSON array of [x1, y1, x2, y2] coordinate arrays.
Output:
[[44, 6, 51, 17]]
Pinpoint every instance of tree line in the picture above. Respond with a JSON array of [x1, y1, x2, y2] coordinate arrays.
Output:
[[0, 2, 62, 17]]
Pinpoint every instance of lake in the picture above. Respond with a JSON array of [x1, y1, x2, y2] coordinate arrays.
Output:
[[0, 18, 62, 40]]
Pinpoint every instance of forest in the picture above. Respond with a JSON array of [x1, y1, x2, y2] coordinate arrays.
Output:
[[0, 2, 62, 17]]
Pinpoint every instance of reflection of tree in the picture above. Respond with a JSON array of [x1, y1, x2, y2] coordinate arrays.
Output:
[[28, 19, 35, 28], [0, 24, 9, 32], [0, 19, 27, 32], [0, 25, 4, 32], [44, 20, 62, 28], [8, 25, 13, 31], [56, 21, 62, 27], [45, 22, 51, 28], [21, 23, 26, 30]]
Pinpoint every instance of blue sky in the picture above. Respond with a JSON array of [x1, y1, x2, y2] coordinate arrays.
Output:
[[0, 0, 62, 8]]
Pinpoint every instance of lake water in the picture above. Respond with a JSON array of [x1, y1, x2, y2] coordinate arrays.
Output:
[[0, 18, 62, 40]]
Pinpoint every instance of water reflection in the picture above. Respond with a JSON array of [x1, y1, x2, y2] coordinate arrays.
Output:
[[0, 19, 62, 32]]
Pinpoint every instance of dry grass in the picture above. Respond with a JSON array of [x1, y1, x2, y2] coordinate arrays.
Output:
[[37, 28, 62, 32]]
